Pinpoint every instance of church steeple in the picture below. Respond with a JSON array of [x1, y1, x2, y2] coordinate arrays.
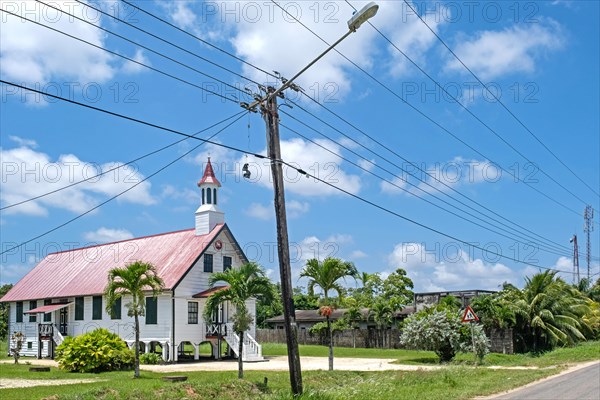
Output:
[[195, 158, 224, 235]]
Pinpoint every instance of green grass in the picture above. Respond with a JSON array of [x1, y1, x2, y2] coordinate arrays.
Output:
[[0, 363, 559, 400], [262, 341, 600, 367], [0, 339, 7, 359], [1, 341, 597, 399]]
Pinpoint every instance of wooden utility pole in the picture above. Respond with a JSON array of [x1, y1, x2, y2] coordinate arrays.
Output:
[[262, 86, 303, 395]]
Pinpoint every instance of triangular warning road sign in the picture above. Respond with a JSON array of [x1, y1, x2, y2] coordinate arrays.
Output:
[[462, 305, 479, 323]]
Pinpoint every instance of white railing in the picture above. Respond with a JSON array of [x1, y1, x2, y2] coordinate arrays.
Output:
[[224, 323, 263, 361], [52, 324, 65, 346]]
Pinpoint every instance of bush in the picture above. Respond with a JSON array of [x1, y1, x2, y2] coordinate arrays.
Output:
[[140, 352, 163, 365], [400, 309, 490, 363], [55, 328, 134, 373]]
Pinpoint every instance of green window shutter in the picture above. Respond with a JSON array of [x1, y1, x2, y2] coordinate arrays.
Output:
[[92, 296, 102, 320], [43, 299, 52, 322], [111, 298, 122, 320], [75, 297, 84, 321], [146, 297, 157, 324], [16, 302, 23, 323], [204, 254, 213, 273], [223, 256, 232, 271], [29, 301, 37, 322]]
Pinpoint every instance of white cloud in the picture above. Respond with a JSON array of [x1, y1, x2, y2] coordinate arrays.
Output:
[[350, 250, 368, 259], [358, 158, 376, 172], [445, 22, 565, 80], [162, 0, 198, 32], [387, 242, 517, 291], [0, 0, 116, 84], [9, 136, 37, 148], [287, 200, 310, 218], [381, 156, 498, 195], [122, 49, 150, 74], [245, 200, 309, 220], [161, 184, 199, 204], [0, 263, 32, 285], [243, 138, 361, 197], [218, 1, 439, 101], [83, 227, 134, 243], [292, 234, 353, 265], [0, 141, 156, 216], [246, 202, 272, 220], [383, 2, 447, 77]]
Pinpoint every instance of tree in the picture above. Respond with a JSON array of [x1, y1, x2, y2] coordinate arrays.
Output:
[[203, 262, 273, 379], [300, 257, 358, 371], [351, 272, 383, 307], [515, 271, 591, 352], [0, 284, 14, 340], [343, 298, 362, 348], [10, 331, 24, 364], [381, 268, 414, 311], [105, 261, 164, 378], [369, 299, 394, 348], [400, 309, 489, 363], [470, 294, 516, 332], [256, 282, 283, 328]]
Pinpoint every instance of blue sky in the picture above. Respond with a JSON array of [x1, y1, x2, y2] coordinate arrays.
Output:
[[1, 0, 599, 292]]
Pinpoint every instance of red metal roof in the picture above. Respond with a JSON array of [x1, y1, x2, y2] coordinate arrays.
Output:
[[192, 285, 230, 298], [198, 158, 221, 187], [24, 303, 71, 314], [2, 225, 225, 302]]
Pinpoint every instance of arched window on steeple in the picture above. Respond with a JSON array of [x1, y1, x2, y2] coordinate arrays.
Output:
[[201, 188, 205, 205], [207, 187, 212, 204], [213, 188, 217, 205]]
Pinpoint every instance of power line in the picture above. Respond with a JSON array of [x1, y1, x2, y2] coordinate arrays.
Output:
[[286, 99, 588, 259], [0, 80, 267, 160], [67, 0, 261, 86], [277, 159, 574, 275], [341, 0, 592, 209], [33, 0, 252, 97], [1, 81, 583, 273], [279, 120, 576, 260], [7, 3, 594, 262], [269, 0, 586, 220], [76, 1, 592, 259], [120, 0, 278, 81], [0, 111, 248, 256], [1, 111, 246, 211], [399, 0, 600, 200], [0, 9, 237, 104]]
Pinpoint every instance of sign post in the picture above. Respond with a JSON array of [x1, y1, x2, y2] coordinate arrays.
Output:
[[461, 305, 479, 362]]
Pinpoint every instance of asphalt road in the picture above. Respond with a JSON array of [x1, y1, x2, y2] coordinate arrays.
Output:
[[492, 361, 600, 400]]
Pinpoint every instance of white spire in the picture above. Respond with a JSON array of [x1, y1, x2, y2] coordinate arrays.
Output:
[[195, 158, 224, 235]]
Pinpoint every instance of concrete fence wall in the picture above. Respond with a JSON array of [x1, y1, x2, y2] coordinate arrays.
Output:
[[257, 328, 404, 349], [257, 327, 515, 354]]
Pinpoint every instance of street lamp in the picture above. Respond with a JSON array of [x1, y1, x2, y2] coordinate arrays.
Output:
[[348, 2, 380, 32], [244, 3, 379, 395]]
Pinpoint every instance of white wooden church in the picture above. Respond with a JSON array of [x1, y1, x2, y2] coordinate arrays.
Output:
[[2, 159, 263, 362]]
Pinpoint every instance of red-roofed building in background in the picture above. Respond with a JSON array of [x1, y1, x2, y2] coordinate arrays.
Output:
[[2, 160, 263, 362]]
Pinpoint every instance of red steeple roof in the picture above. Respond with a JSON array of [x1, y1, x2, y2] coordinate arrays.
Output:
[[198, 158, 221, 187]]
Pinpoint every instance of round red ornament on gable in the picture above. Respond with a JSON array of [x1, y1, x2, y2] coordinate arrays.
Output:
[[214, 240, 223, 250]]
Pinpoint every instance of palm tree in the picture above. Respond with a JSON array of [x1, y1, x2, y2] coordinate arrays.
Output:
[[370, 300, 394, 348], [105, 261, 164, 378], [204, 262, 273, 379], [344, 301, 362, 348], [300, 257, 358, 371], [515, 271, 591, 352]]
